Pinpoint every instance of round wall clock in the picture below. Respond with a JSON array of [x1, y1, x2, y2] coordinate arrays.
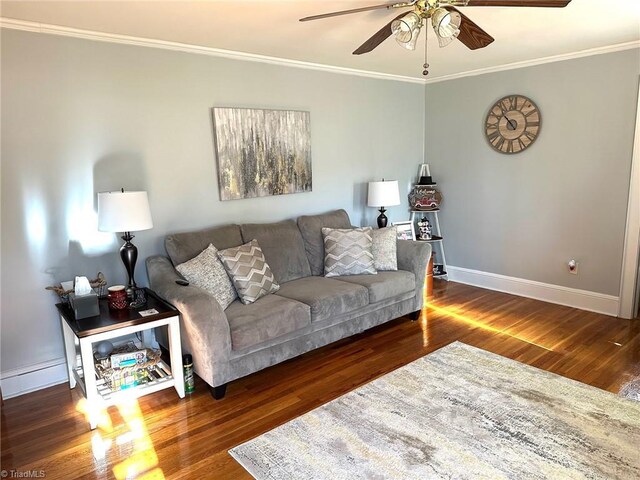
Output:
[[485, 95, 541, 154]]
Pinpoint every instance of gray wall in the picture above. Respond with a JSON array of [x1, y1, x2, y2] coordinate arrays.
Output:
[[1, 29, 425, 374], [425, 49, 639, 296]]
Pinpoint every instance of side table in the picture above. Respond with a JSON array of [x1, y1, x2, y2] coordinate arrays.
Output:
[[57, 288, 185, 429]]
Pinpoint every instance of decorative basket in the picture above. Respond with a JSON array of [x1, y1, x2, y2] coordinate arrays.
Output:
[[46, 272, 108, 302], [94, 342, 162, 392]]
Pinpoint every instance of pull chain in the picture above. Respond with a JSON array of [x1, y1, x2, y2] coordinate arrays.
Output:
[[422, 21, 429, 77]]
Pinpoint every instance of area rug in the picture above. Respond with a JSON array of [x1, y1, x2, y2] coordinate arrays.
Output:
[[229, 342, 640, 479], [619, 369, 640, 402], [620, 378, 640, 402]]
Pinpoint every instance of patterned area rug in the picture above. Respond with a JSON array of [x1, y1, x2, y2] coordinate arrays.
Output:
[[619, 371, 640, 402], [230, 342, 640, 479]]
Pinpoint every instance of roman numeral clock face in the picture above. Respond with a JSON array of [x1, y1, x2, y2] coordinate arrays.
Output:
[[485, 95, 541, 154]]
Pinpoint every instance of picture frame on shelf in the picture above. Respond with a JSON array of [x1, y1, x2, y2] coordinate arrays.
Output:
[[393, 221, 415, 241]]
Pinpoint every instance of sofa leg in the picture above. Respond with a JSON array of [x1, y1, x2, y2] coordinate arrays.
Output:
[[210, 384, 228, 400], [408, 310, 421, 321]]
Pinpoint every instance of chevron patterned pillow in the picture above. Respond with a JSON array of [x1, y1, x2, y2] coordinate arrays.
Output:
[[322, 227, 377, 277], [217, 240, 280, 305]]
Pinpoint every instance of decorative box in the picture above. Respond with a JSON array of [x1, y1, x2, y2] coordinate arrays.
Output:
[[68, 291, 100, 319], [110, 349, 147, 369]]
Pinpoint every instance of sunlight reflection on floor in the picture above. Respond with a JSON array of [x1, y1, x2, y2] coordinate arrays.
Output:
[[77, 397, 165, 479], [427, 303, 554, 352], [420, 313, 430, 348]]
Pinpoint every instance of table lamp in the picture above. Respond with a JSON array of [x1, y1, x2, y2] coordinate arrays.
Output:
[[367, 180, 400, 228], [98, 189, 153, 296]]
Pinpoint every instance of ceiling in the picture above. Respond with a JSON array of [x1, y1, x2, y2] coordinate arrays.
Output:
[[2, 1, 639, 81]]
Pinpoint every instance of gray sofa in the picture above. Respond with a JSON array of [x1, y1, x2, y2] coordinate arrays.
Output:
[[146, 209, 431, 399]]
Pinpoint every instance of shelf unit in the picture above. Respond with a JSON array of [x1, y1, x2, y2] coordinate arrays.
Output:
[[411, 205, 448, 280]]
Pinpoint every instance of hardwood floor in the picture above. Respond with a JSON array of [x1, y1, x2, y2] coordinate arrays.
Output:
[[2, 281, 639, 479]]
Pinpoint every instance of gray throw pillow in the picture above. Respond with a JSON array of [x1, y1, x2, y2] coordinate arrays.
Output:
[[217, 240, 280, 305], [322, 227, 377, 277], [175, 244, 238, 310], [372, 227, 398, 271]]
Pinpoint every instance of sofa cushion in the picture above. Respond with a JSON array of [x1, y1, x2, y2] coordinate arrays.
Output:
[[276, 276, 368, 322], [297, 209, 352, 276], [372, 227, 398, 271], [322, 227, 376, 277], [336, 270, 415, 304], [175, 244, 237, 310], [218, 240, 280, 305], [166, 224, 243, 265], [226, 295, 311, 350], [241, 220, 311, 284]]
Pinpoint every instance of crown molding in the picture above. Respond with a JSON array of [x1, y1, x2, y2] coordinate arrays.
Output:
[[2, 17, 638, 86], [424, 41, 640, 84], [0, 17, 425, 85]]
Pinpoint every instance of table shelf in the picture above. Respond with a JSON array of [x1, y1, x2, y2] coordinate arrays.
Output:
[[416, 235, 443, 243], [95, 359, 175, 402]]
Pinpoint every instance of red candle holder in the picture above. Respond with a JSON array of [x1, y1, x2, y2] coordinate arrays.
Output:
[[107, 285, 128, 310]]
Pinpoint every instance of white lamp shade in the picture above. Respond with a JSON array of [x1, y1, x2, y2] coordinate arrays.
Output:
[[367, 180, 400, 207], [98, 191, 153, 233]]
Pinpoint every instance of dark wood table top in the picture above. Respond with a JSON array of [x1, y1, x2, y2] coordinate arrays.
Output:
[[56, 288, 177, 338]]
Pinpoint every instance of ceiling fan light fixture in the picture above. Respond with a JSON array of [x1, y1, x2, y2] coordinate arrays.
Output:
[[391, 11, 422, 50], [431, 8, 461, 48]]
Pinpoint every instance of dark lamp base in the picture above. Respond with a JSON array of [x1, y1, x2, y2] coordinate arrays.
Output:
[[120, 232, 138, 295], [377, 208, 388, 228]]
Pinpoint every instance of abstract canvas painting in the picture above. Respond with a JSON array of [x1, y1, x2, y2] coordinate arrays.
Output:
[[212, 108, 312, 200]]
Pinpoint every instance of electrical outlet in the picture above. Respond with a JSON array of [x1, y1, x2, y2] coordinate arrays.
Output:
[[568, 259, 578, 275]]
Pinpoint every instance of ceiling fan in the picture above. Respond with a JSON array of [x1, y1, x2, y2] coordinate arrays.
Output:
[[300, 0, 572, 76]]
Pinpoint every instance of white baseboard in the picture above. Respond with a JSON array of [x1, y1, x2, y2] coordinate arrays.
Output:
[[1, 358, 68, 399], [447, 266, 620, 317]]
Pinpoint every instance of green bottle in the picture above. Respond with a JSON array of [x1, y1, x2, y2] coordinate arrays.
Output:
[[183, 354, 195, 394]]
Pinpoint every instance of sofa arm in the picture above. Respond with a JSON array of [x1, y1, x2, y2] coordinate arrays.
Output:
[[146, 255, 232, 387], [396, 240, 432, 311]]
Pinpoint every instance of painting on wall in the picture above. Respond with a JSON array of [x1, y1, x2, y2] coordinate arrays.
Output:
[[212, 107, 312, 201]]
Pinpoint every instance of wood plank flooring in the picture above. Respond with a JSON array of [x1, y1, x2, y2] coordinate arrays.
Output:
[[2, 281, 639, 479]]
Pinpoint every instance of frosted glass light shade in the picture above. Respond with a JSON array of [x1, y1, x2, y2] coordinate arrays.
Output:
[[432, 8, 461, 48], [391, 12, 422, 51], [98, 191, 153, 233], [367, 181, 400, 207]]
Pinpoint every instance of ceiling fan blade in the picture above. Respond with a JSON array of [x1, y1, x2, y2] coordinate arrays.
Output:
[[446, 7, 494, 50], [464, 0, 570, 7], [300, 1, 414, 22], [352, 12, 408, 55]]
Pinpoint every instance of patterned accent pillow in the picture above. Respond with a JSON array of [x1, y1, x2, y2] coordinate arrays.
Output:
[[175, 244, 237, 310], [217, 240, 280, 305], [322, 227, 377, 277], [372, 227, 398, 271]]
